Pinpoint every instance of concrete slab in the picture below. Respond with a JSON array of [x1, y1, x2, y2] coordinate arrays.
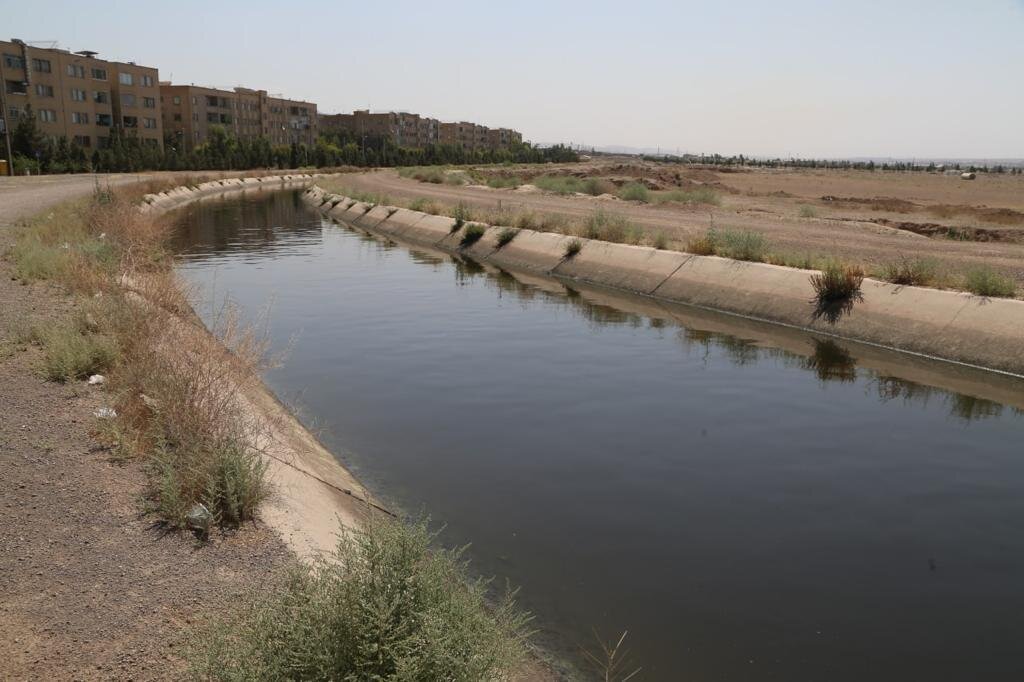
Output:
[[554, 241, 691, 294]]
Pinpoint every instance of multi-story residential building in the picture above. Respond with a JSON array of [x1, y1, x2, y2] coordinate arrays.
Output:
[[160, 83, 317, 152], [322, 109, 521, 151], [0, 38, 162, 151]]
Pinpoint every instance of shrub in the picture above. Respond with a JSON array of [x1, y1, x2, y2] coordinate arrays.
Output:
[[583, 210, 641, 244], [460, 224, 486, 247], [188, 516, 530, 681], [487, 176, 522, 189], [409, 197, 439, 214], [880, 256, 938, 286], [617, 182, 650, 203], [715, 229, 767, 262], [444, 173, 467, 186], [34, 320, 119, 382], [810, 260, 865, 303], [452, 202, 472, 231], [653, 232, 669, 250], [533, 175, 583, 195], [565, 238, 584, 258], [581, 178, 614, 196], [799, 204, 818, 218], [964, 266, 1016, 297], [496, 227, 519, 248], [687, 230, 716, 256], [653, 188, 721, 206]]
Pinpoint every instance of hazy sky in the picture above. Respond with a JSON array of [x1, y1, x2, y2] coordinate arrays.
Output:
[[5, 0, 1023, 157]]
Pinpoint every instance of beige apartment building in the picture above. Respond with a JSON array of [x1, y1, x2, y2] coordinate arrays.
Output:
[[160, 83, 317, 152], [0, 38, 162, 151], [321, 109, 521, 151]]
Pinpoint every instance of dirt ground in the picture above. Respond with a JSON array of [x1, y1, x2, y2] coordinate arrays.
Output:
[[334, 158, 1024, 290], [0, 174, 293, 681]]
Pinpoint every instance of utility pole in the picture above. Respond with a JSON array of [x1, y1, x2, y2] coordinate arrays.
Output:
[[0, 54, 15, 175]]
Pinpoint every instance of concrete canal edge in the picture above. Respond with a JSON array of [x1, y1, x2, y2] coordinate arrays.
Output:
[[304, 184, 1024, 377], [143, 174, 375, 561]]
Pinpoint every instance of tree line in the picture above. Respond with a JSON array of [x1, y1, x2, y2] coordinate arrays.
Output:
[[5, 104, 578, 175], [634, 151, 1023, 174]]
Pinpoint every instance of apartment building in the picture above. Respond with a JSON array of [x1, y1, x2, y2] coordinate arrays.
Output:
[[321, 109, 521, 151], [160, 83, 316, 151], [0, 38, 162, 151]]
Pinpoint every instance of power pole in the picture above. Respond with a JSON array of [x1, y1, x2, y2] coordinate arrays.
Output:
[[0, 56, 15, 175]]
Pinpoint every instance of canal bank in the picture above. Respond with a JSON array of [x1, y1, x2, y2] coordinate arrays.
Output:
[[302, 185, 1024, 377]]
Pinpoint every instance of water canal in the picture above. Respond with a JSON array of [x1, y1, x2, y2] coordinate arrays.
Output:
[[174, 190, 1024, 681]]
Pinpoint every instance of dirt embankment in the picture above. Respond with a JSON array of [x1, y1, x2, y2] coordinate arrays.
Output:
[[337, 164, 1024, 287]]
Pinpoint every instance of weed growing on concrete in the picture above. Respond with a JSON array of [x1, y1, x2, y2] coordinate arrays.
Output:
[[452, 202, 472, 231], [810, 260, 865, 304], [460, 224, 486, 247], [188, 515, 531, 681], [964, 266, 1016, 297], [565, 238, 584, 258], [496, 228, 519, 248]]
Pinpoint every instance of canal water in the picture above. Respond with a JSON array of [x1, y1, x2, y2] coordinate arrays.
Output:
[[174, 190, 1024, 681]]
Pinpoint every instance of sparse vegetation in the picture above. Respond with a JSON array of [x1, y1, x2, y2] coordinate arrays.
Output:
[[714, 229, 768, 262], [460, 224, 486, 247], [617, 182, 650, 203], [496, 227, 519, 248], [533, 174, 585, 195], [879, 256, 938, 286], [583, 210, 642, 245], [582, 178, 614, 196], [487, 176, 523, 189], [452, 202, 472, 231], [964, 266, 1016, 297], [653, 232, 669, 250], [799, 204, 818, 218], [565, 238, 584, 258], [409, 196, 441, 214], [810, 260, 865, 303], [653, 188, 721, 206], [686, 230, 717, 256], [188, 515, 531, 681], [31, 319, 119, 382]]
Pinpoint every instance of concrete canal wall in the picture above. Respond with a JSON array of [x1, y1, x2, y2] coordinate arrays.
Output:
[[304, 185, 1024, 376]]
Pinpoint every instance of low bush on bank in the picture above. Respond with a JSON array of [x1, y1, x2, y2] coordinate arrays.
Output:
[[618, 182, 650, 203], [460, 224, 486, 247], [565, 238, 584, 258], [10, 184, 269, 531], [652, 188, 721, 206], [534, 174, 585, 195], [810, 260, 865, 304], [653, 232, 669, 250], [452, 202, 473, 230], [583, 210, 642, 245], [879, 256, 938, 286], [964, 266, 1016, 297], [582, 178, 615, 196], [496, 227, 519, 248], [409, 197, 441, 214], [188, 516, 531, 681]]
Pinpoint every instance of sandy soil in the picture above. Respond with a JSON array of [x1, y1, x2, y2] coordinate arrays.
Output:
[[333, 160, 1024, 288], [0, 175, 296, 680]]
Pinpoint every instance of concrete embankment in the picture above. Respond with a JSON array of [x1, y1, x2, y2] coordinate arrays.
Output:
[[144, 174, 374, 560], [305, 185, 1024, 376]]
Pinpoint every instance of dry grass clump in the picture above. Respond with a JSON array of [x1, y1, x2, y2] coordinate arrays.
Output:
[[964, 266, 1016, 298], [582, 210, 643, 245], [686, 228, 768, 261], [686, 231, 717, 256], [565, 238, 584, 258], [653, 188, 721, 206], [810, 260, 865, 304], [11, 183, 269, 531], [879, 256, 939, 286], [533, 174, 585, 195], [187, 515, 531, 681], [617, 182, 650, 203], [460, 224, 487, 247], [408, 197, 442, 214], [496, 227, 519, 248], [798, 204, 818, 218]]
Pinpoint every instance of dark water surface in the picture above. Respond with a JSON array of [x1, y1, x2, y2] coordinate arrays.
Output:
[[174, 191, 1024, 681]]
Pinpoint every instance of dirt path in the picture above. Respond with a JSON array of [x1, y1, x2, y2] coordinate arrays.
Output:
[[338, 169, 1024, 287], [0, 174, 292, 681]]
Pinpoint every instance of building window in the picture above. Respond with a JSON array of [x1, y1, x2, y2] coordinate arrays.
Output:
[[66, 63, 86, 78], [192, 112, 198, 121], [118, 72, 133, 86], [120, 93, 136, 107], [191, 96, 197, 105], [73, 135, 91, 148], [141, 75, 153, 87], [3, 53, 24, 69], [93, 90, 109, 104], [38, 109, 57, 123], [91, 67, 106, 80], [173, 113, 181, 122], [173, 96, 181, 105], [7, 106, 22, 120], [34, 84, 54, 97], [70, 88, 87, 101], [122, 115, 138, 128], [5, 80, 27, 95], [143, 117, 157, 129], [96, 113, 112, 126], [142, 97, 156, 108], [32, 58, 51, 73], [207, 112, 219, 123], [72, 111, 89, 124]]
